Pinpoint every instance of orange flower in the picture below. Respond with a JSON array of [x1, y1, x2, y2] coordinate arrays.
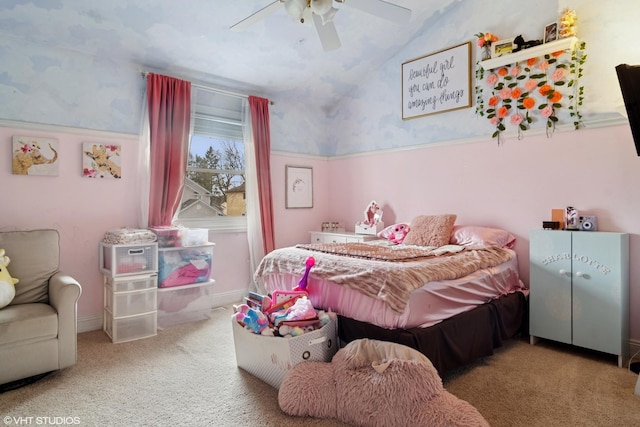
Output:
[[522, 97, 536, 109], [497, 67, 508, 77], [539, 84, 552, 96], [488, 96, 499, 107], [527, 58, 537, 66], [551, 50, 564, 57], [511, 87, 522, 99], [497, 106, 509, 118], [549, 91, 563, 103]]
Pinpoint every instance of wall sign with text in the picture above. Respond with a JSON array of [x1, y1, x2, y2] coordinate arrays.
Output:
[[402, 42, 472, 120]]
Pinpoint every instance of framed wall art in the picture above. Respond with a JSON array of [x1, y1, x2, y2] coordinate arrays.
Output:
[[401, 41, 472, 120], [492, 39, 514, 58], [285, 165, 313, 209], [82, 143, 122, 179], [544, 22, 558, 43], [12, 135, 59, 176]]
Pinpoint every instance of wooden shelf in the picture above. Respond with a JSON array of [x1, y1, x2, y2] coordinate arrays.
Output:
[[479, 37, 579, 70]]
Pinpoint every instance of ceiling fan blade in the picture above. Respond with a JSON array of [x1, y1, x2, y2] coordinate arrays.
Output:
[[341, 0, 411, 24], [312, 13, 341, 51], [230, 1, 283, 31]]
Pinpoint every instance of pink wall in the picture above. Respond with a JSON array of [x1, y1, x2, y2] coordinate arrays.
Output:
[[1, 126, 139, 319], [270, 153, 331, 248], [5, 124, 640, 341], [323, 124, 640, 339]]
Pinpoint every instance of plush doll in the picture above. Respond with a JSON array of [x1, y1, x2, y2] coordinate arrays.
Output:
[[389, 223, 410, 244], [0, 249, 19, 309]]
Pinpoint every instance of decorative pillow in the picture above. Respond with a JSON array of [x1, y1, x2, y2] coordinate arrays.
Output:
[[450, 225, 516, 248], [376, 223, 411, 244], [402, 214, 457, 247]]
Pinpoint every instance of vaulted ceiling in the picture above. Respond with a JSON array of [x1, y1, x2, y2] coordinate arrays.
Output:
[[0, 0, 460, 110]]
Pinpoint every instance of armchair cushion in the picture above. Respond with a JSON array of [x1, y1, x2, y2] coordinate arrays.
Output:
[[0, 230, 60, 305], [0, 304, 57, 345]]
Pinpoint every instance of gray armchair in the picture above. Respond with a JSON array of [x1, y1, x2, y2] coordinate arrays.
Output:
[[0, 229, 82, 385]]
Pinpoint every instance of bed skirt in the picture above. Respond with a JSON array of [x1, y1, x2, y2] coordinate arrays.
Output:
[[337, 291, 528, 375]]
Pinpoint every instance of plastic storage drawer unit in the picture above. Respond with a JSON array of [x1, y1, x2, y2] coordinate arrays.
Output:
[[157, 280, 215, 329], [104, 310, 157, 343], [100, 242, 158, 277], [157, 243, 215, 288]]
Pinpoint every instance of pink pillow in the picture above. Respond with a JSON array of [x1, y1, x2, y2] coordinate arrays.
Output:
[[377, 223, 411, 244], [402, 214, 457, 247], [450, 225, 516, 248]]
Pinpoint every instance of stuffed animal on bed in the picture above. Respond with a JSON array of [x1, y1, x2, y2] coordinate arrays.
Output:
[[389, 223, 410, 244], [0, 249, 19, 309], [279, 339, 489, 426], [377, 222, 410, 244]]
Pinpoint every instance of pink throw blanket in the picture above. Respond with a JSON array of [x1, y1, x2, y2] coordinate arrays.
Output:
[[254, 243, 513, 313]]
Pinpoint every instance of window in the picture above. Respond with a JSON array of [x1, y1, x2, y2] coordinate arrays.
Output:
[[176, 86, 247, 231]]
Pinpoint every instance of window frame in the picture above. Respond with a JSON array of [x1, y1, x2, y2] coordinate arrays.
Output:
[[175, 86, 248, 233]]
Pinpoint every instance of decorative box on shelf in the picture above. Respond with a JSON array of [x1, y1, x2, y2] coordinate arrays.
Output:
[[355, 222, 384, 235], [479, 37, 578, 70]]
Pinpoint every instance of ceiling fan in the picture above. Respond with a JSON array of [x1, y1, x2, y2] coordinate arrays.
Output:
[[230, 0, 412, 52]]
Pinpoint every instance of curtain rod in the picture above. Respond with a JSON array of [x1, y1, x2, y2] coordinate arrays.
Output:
[[140, 71, 273, 105]]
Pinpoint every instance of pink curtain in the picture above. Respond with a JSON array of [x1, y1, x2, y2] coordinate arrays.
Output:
[[146, 73, 191, 227], [249, 96, 275, 254]]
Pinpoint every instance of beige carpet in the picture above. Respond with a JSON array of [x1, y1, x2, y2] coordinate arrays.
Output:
[[2, 306, 640, 426]]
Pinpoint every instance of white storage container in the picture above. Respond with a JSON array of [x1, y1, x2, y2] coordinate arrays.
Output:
[[105, 284, 157, 318], [103, 309, 157, 343], [232, 316, 339, 389], [158, 243, 214, 288], [100, 242, 158, 277], [105, 274, 156, 293], [157, 280, 215, 329], [184, 228, 209, 246]]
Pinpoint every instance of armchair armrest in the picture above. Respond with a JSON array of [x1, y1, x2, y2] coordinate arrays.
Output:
[[49, 271, 82, 369]]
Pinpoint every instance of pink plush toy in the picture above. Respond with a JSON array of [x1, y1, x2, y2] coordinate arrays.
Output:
[[389, 223, 410, 244]]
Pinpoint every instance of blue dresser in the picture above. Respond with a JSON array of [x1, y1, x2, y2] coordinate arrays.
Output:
[[529, 230, 629, 367]]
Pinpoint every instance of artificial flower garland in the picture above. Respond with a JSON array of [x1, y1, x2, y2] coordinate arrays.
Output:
[[475, 40, 587, 143]]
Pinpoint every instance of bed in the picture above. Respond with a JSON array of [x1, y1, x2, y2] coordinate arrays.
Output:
[[254, 216, 529, 374]]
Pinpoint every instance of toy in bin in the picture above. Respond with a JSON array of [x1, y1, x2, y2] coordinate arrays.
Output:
[[233, 256, 322, 336]]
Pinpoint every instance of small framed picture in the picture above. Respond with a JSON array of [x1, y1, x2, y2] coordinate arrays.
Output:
[[491, 39, 513, 58], [285, 165, 313, 209], [544, 22, 558, 43]]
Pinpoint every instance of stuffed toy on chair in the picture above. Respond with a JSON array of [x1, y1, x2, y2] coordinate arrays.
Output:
[[278, 339, 489, 427], [0, 248, 19, 309]]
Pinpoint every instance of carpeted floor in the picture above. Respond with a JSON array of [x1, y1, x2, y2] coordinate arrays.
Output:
[[2, 305, 640, 426]]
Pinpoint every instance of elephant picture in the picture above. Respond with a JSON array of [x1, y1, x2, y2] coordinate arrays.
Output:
[[12, 136, 59, 176]]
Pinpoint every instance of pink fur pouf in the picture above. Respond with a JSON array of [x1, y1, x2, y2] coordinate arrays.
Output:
[[278, 339, 489, 427]]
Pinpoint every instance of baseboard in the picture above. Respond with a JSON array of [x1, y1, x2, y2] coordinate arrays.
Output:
[[78, 313, 104, 333], [77, 290, 246, 333]]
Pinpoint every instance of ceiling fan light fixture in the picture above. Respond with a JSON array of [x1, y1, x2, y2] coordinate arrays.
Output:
[[284, 0, 308, 23], [310, 0, 333, 16]]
